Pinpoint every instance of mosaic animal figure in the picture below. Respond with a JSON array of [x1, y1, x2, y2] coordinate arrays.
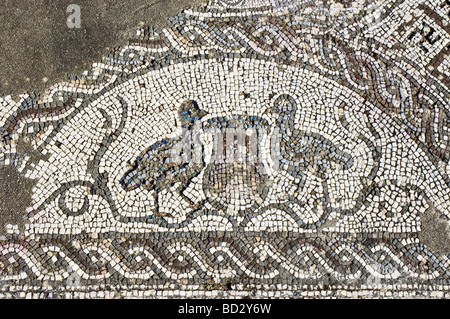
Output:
[[265, 94, 354, 181], [119, 100, 207, 218]]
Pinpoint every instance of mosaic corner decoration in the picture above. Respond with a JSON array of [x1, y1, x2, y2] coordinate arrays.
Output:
[[1, 0, 450, 298]]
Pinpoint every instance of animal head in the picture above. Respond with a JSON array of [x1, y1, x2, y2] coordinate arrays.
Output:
[[178, 100, 208, 128]]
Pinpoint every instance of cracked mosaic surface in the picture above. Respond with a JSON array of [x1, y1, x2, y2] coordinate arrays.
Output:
[[0, 0, 449, 298]]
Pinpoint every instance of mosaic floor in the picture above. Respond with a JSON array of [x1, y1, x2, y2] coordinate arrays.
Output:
[[0, 0, 450, 298]]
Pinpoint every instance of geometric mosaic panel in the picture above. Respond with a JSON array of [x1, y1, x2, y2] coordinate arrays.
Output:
[[0, 0, 449, 298]]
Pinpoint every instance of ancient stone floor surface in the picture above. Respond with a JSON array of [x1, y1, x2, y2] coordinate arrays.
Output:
[[0, 0, 450, 299]]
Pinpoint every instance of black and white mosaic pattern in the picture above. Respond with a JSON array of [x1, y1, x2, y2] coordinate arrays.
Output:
[[0, 0, 449, 298]]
